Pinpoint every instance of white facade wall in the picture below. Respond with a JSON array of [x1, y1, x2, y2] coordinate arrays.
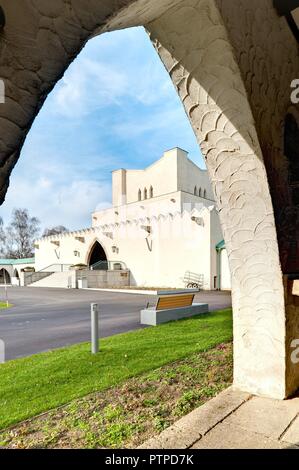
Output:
[[35, 230, 106, 271], [177, 152, 214, 201], [125, 148, 179, 204], [35, 206, 222, 289], [111, 148, 212, 207], [93, 191, 213, 228], [34, 148, 225, 289]]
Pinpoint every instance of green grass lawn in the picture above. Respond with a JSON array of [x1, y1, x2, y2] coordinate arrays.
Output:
[[0, 309, 232, 431], [0, 343, 233, 449]]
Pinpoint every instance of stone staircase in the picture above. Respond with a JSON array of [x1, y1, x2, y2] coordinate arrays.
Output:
[[29, 271, 76, 289]]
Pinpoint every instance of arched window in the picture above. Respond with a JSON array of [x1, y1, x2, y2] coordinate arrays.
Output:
[[203, 189, 207, 199], [138, 189, 142, 201], [0, 269, 11, 285], [150, 186, 154, 198], [194, 186, 197, 195], [144, 188, 148, 200], [198, 187, 202, 197]]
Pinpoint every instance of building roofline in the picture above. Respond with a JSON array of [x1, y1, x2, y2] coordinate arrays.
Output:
[[111, 148, 207, 175], [0, 258, 35, 265]]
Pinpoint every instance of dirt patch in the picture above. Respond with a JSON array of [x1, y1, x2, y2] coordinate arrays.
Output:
[[0, 342, 232, 449]]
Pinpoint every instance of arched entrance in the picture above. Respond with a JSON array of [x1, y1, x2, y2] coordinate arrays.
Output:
[[0, 269, 11, 285], [88, 241, 108, 269], [13, 269, 19, 279]]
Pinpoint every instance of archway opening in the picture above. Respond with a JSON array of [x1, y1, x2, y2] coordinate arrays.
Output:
[[12, 268, 20, 286], [0, 26, 204, 229], [0, 269, 11, 284], [13, 269, 20, 279], [1, 0, 296, 401], [88, 241, 108, 269]]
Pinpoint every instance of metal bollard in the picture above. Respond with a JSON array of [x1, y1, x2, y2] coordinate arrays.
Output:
[[91, 303, 99, 354]]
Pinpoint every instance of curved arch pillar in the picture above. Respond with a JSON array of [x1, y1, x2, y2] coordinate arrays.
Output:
[[215, 0, 299, 398], [0, 0, 298, 399], [146, 0, 293, 399]]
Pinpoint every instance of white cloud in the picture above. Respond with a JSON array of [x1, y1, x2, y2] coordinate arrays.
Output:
[[1, 172, 111, 232], [52, 58, 129, 118], [49, 28, 174, 119], [0, 27, 204, 233], [111, 107, 184, 139]]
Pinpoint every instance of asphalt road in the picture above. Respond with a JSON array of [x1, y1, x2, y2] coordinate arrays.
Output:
[[0, 287, 231, 361]]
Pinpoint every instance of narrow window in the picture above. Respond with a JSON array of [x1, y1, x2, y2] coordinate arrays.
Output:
[[138, 189, 142, 201], [194, 186, 197, 195], [198, 187, 202, 197], [150, 186, 154, 198], [144, 188, 148, 200]]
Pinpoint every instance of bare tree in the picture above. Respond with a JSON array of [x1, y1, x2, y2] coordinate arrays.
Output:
[[43, 225, 69, 237], [4, 209, 40, 259]]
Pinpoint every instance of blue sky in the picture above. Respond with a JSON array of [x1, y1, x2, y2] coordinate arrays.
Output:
[[1, 27, 203, 231]]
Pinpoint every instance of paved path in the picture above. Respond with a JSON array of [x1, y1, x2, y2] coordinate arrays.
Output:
[[0, 287, 231, 361], [140, 387, 299, 449]]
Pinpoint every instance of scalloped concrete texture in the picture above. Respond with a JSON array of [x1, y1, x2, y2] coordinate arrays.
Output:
[[0, 0, 298, 398]]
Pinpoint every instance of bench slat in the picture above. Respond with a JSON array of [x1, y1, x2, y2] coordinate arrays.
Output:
[[156, 294, 195, 311]]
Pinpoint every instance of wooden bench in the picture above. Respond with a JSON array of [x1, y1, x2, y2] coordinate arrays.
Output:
[[141, 290, 209, 326]]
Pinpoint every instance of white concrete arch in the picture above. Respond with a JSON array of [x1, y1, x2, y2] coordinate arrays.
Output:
[[0, 0, 298, 398]]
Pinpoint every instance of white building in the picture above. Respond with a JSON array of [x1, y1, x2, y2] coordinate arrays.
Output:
[[0, 258, 35, 286], [33, 148, 231, 290]]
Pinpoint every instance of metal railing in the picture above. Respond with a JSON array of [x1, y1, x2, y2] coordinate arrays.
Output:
[[24, 271, 53, 287], [90, 260, 127, 271], [24, 264, 73, 286], [39, 264, 73, 273]]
